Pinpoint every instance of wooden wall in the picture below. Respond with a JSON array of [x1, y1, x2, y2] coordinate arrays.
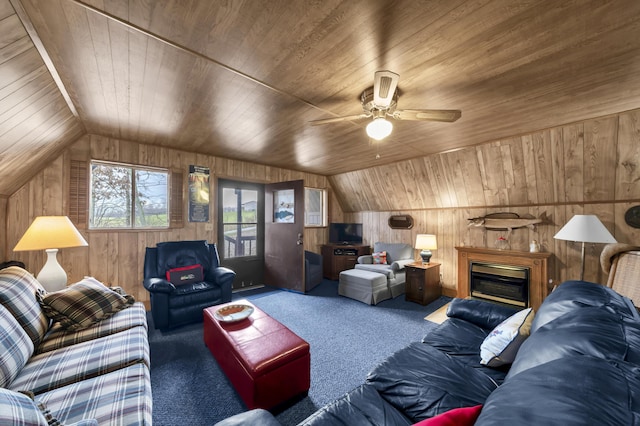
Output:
[[336, 109, 640, 296], [5, 134, 334, 306]]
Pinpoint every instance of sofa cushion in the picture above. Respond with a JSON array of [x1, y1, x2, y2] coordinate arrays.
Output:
[[476, 357, 640, 425], [299, 383, 413, 426], [0, 266, 50, 347], [0, 303, 34, 388], [9, 326, 149, 395], [423, 318, 509, 385], [507, 305, 636, 378], [373, 242, 413, 265], [480, 308, 533, 367], [366, 342, 499, 422], [36, 363, 152, 425], [354, 263, 395, 278], [531, 280, 638, 333], [36, 302, 147, 354], [0, 388, 49, 426], [446, 298, 518, 331], [37, 277, 135, 331]]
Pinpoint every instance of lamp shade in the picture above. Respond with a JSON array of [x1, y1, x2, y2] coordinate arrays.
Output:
[[553, 215, 617, 244], [366, 118, 393, 140], [415, 234, 438, 250], [14, 216, 88, 251]]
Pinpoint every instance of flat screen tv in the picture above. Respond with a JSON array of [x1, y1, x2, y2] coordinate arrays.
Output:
[[329, 223, 363, 245]]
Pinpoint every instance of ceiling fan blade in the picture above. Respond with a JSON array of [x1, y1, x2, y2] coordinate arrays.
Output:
[[392, 109, 462, 122], [373, 70, 399, 108], [309, 113, 371, 126]]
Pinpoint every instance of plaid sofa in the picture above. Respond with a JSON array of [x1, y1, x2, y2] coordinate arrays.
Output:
[[0, 266, 152, 425]]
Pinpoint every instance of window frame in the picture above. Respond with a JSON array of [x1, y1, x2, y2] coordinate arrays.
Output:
[[304, 187, 328, 228], [88, 160, 171, 230]]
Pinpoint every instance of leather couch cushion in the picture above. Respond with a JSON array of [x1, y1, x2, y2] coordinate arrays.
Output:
[[507, 305, 639, 378], [300, 383, 413, 426], [476, 357, 640, 425], [366, 342, 499, 422], [156, 240, 211, 277], [532, 280, 638, 333]]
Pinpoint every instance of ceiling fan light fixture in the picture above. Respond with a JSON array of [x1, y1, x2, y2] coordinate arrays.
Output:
[[366, 117, 393, 140]]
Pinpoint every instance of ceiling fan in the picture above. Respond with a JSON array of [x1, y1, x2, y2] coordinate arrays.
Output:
[[310, 70, 461, 140]]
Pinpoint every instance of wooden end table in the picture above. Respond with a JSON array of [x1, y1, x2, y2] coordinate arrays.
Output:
[[405, 262, 441, 305]]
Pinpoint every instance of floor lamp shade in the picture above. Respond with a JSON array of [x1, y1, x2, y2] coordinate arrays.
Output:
[[553, 214, 617, 280], [14, 216, 88, 291]]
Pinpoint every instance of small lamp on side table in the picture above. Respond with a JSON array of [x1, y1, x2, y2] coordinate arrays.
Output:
[[415, 234, 437, 264], [13, 216, 88, 292]]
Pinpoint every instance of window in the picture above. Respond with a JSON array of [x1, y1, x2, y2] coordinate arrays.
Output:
[[305, 187, 327, 227], [220, 184, 260, 258], [89, 161, 169, 229]]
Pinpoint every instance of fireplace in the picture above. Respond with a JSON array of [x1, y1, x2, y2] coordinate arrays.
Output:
[[456, 247, 550, 310], [470, 262, 529, 307]]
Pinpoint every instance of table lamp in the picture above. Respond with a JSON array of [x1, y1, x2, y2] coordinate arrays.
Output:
[[415, 234, 437, 264], [13, 216, 88, 292], [553, 214, 617, 280]]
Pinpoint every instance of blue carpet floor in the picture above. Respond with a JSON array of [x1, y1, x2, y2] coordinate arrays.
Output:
[[148, 280, 450, 425]]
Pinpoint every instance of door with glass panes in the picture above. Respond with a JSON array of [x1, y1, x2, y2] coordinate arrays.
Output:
[[217, 179, 264, 290]]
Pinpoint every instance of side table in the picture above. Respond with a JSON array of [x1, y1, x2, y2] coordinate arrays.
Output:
[[405, 262, 441, 305]]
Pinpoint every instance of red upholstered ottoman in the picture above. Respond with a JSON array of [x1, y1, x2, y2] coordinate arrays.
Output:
[[203, 300, 310, 410]]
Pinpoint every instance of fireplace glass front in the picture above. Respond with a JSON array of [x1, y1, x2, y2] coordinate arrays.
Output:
[[470, 262, 529, 307]]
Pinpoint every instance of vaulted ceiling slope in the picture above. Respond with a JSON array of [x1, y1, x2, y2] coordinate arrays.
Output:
[[2, 0, 640, 197]]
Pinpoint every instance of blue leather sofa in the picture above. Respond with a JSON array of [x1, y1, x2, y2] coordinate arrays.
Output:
[[143, 240, 235, 330], [217, 280, 640, 425]]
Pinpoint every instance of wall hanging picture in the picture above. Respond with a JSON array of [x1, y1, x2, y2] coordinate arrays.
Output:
[[188, 165, 210, 222], [273, 189, 295, 223]]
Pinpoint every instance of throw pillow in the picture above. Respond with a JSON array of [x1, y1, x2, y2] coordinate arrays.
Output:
[[480, 307, 534, 367], [412, 405, 483, 426], [36, 278, 135, 331], [372, 251, 387, 264], [166, 264, 204, 285]]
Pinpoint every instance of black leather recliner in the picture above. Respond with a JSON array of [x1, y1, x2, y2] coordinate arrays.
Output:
[[143, 240, 235, 330]]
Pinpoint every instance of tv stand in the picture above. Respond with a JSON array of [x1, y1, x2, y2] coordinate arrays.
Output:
[[321, 244, 371, 280]]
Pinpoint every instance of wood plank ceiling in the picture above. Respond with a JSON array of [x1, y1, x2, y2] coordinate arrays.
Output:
[[1, 0, 640, 197]]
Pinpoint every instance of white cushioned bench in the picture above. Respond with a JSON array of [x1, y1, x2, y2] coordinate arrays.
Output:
[[338, 269, 390, 305]]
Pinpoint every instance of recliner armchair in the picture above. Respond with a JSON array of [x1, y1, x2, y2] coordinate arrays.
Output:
[[355, 242, 415, 297], [305, 250, 323, 291], [143, 240, 235, 330]]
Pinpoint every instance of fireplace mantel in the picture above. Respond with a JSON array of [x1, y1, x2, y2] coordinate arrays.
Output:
[[456, 247, 551, 310]]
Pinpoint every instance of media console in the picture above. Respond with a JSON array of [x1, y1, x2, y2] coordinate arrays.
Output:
[[321, 244, 371, 280]]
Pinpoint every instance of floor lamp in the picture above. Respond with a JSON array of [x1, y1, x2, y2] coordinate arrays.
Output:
[[13, 216, 88, 292], [553, 214, 617, 280]]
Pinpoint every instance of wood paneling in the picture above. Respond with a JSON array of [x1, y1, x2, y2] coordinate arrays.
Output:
[[341, 109, 640, 293], [6, 134, 331, 306], [0, 0, 636, 185]]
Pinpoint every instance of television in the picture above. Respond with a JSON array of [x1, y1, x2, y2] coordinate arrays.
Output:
[[329, 223, 363, 245]]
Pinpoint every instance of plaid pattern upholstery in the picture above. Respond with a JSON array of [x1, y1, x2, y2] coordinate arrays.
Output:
[[9, 326, 149, 395], [36, 302, 147, 355], [0, 266, 50, 347], [37, 278, 135, 331], [37, 363, 152, 426], [0, 303, 34, 388], [0, 387, 48, 425]]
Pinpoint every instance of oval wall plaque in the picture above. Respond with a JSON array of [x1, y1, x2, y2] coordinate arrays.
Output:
[[388, 215, 414, 229], [625, 205, 640, 229]]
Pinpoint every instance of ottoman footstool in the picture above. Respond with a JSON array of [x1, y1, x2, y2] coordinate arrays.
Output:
[[203, 300, 310, 410], [339, 269, 390, 305]]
